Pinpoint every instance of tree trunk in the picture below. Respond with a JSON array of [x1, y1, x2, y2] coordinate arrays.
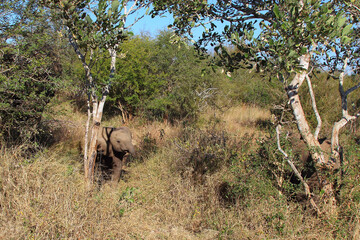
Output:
[[85, 48, 117, 185], [83, 93, 91, 176], [286, 54, 327, 165], [331, 58, 360, 168], [286, 54, 337, 212], [68, 29, 118, 186]]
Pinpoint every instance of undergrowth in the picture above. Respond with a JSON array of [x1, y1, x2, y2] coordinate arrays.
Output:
[[0, 105, 359, 239]]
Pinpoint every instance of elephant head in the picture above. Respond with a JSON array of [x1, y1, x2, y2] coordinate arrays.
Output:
[[109, 127, 135, 155]]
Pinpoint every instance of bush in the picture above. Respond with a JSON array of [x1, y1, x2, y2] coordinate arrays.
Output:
[[104, 31, 216, 123], [0, 3, 68, 146], [172, 126, 243, 183], [213, 68, 286, 108], [0, 42, 61, 145]]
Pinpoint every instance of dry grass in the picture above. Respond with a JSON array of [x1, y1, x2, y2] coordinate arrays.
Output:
[[0, 104, 354, 239], [201, 105, 272, 139], [0, 143, 336, 239]]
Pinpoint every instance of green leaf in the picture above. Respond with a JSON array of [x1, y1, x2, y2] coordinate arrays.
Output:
[[112, 0, 120, 11], [273, 4, 280, 19], [342, 24, 352, 36], [288, 50, 297, 58], [291, 6, 296, 17], [326, 16, 334, 25], [85, 15, 92, 24], [337, 16, 346, 28], [341, 36, 352, 44], [300, 47, 307, 55]]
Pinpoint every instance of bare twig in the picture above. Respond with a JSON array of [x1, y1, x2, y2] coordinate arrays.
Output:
[[123, 0, 150, 29], [0, 65, 16, 74]]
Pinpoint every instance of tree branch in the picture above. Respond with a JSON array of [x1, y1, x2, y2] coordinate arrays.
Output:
[[305, 74, 322, 140], [123, 0, 150, 29], [344, 82, 360, 97], [331, 57, 360, 166], [276, 125, 321, 215]]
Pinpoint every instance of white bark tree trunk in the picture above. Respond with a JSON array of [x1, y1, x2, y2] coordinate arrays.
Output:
[[68, 29, 118, 186], [85, 48, 117, 185], [286, 54, 337, 212], [286, 54, 327, 166], [331, 58, 360, 168], [305, 74, 322, 140]]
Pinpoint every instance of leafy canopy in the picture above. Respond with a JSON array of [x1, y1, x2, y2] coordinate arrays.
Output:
[[152, 0, 358, 78]]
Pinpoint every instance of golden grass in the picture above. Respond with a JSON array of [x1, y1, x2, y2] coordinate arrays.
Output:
[[1, 103, 354, 239], [0, 146, 218, 239], [0, 143, 336, 239], [200, 105, 272, 144]]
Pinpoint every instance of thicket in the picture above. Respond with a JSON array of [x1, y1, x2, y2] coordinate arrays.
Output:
[[0, 2, 80, 146], [98, 31, 217, 123]]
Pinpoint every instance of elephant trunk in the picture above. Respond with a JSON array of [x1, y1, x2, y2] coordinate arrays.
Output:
[[128, 144, 136, 156]]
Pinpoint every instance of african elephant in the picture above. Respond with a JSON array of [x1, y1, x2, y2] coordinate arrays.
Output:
[[97, 126, 135, 181], [290, 134, 333, 191]]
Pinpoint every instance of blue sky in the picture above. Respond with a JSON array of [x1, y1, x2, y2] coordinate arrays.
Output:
[[127, 7, 261, 42], [129, 13, 173, 37], [125, 5, 228, 41]]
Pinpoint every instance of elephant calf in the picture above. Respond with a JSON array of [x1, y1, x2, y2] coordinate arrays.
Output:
[[97, 126, 135, 181]]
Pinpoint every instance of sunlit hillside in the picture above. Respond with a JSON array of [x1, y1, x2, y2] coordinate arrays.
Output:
[[1, 102, 359, 239], [1, 1, 360, 239]]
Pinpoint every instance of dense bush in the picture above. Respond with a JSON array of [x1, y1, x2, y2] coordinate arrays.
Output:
[[171, 126, 248, 183], [0, 3, 63, 145], [104, 31, 216, 122]]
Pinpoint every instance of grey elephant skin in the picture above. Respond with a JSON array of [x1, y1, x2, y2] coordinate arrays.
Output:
[[97, 126, 135, 181]]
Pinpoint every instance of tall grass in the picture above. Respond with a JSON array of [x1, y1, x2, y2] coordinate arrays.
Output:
[[1, 105, 358, 239]]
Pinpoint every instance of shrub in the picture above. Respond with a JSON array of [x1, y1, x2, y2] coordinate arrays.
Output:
[[171, 126, 242, 183], [213, 68, 286, 108], [0, 42, 61, 145], [104, 31, 216, 123], [135, 133, 159, 163]]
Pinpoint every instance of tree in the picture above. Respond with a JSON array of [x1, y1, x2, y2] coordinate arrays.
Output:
[[105, 31, 216, 123], [0, 0, 62, 145], [44, 0, 151, 185], [152, 0, 360, 213]]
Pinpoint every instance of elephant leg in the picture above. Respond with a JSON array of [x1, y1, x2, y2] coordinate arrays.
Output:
[[111, 156, 123, 182]]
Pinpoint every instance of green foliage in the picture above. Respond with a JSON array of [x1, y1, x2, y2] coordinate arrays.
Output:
[[106, 35, 166, 114], [45, 0, 128, 52], [211, 132, 284, 209], [0, 2, 62, 145], [106, 31, 216, 122], [214, 68, 285, 107], [153, 0, 359, 91]]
